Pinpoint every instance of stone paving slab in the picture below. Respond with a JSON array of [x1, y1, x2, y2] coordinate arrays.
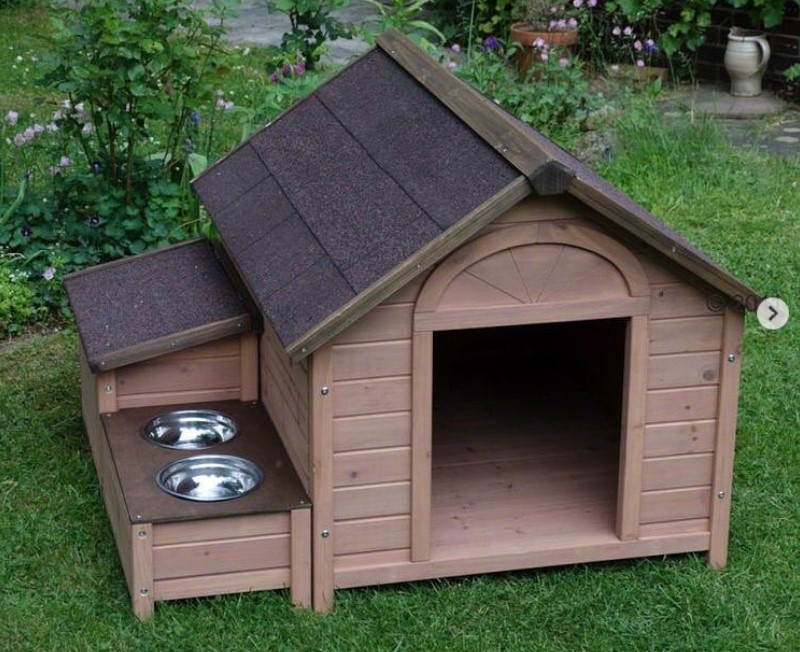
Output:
[[193, 0, 376, 64]]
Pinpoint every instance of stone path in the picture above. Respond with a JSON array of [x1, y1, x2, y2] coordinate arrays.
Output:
[[661, 84, 800, 159]]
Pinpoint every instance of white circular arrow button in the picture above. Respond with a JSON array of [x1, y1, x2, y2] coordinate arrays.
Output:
[[757, 297, 789, 330]]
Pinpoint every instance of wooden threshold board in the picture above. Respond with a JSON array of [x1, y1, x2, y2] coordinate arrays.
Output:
[[430, 383, 621, 561]]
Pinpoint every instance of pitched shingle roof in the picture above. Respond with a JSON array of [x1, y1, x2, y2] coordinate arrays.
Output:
[[194, 30, 757, 360]]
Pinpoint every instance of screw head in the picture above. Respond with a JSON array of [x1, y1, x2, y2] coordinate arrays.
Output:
[[104, 385, 113, 393], [139, 588, 149, 597], [320, 386, 330, 396], [718, 490, 726, 499], [727, 354, 736, 363], [137, 530, 147, 539], [321, 529, 330, 538]]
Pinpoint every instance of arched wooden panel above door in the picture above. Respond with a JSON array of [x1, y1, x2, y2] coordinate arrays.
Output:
[[414, 223, 651, 332]]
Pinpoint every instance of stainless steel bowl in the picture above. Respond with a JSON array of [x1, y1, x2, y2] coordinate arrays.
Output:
[[142, 410, 238, 450], [155, 455, 263, 502]]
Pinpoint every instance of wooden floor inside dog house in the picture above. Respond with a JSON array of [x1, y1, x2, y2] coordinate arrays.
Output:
[[430, 320, 627, 560]]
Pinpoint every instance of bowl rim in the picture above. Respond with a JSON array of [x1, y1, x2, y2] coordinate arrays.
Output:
[[141, 409, 239, 450], [155, 454, 264, 502]]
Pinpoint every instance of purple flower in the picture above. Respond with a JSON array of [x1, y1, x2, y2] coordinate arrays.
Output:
[[540, 52, 550, 62], [623, 26, 633, 36], [446, 60, 457, 71], [567, 17, 578, 28], [23, 126, 35, 140], [282, 63, 293, 76], [223, 100, 234, 111], [189, 110, 201, 126], [612, 26, 621, 36], [645, 39, 659, 54], [558, 57, 571, 67], [21, 225, 32, 237], [87, 214, 101, 228], [482, 35, 500, 51], [588, 0, 597, 6], [573, 0, 583, 7], [46, 122, 59, 133], [269, 71, 280, 84], [81, 123, 93, 134], [633, 39, 643, 51], [4, 110, 18, 125], [636, 58, 645, 67], [294, 62, 306, 76], [450, 43, 461, 53], [214, 89, 225, 99], [59, 155, 71, 168], [533, 37, 546, 49], [183, 138, 195, 153], [13, 133, 26, 146], [555, 18, 567, 30], [42, 266, 56, 281], [32, 123, 44, 134]]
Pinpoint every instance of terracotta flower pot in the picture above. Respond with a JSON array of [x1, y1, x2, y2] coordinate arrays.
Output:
[[509, 22, 578, 74]]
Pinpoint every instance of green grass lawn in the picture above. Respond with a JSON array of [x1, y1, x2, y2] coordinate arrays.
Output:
[[1, 4, 798, 649], [1, 103, 799, 649]]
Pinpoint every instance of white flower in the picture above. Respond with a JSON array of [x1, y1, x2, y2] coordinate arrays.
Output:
[[43, 266, 56, 280]]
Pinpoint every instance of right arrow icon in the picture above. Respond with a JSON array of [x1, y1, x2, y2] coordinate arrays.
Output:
[[757, 298, 789, 330]]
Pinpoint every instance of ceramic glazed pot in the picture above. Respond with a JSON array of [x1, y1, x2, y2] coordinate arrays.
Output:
[[509, 23, 578, 74], [724, 28, 771, 97]]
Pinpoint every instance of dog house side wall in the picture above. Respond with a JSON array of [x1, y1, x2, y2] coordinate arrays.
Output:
[[261, 321, 312, 493], [102, 334, 259, 411], [322, 195, 737, 590]]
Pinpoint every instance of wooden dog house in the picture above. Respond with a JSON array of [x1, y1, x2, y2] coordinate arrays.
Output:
[[67, 31, 756, 620]]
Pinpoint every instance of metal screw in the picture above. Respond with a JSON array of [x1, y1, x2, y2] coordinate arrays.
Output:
[[137, 530, 147, 539], [321, 386, 330, 396], [104, 385, 113, 394], [236, 322, 243, 329], [170, 341, 176, 347], [727, 354, 736, 363], [99, 361, 106, 368], [139, 588, 149, 597], [321, 530, 330, 538], [135, 514, 142, 520], [499, 145, 509, 153], [718, 491, 726, 499]]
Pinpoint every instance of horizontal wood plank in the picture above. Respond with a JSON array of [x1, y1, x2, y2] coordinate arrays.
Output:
[[641, 453, 714, 491], [116, 357, 240, 396], [116, 387, 241, 409], [334, 515, 411, 555], [333, 376, 412, 418], [492, 195, 586, 224], [153, 513, 290, 546], [649, 316, 724, 354], [640, 487, 711, 523], [643, 420, 717, 457], [154, 567, 290, 601], [153, 534, 291, 580], [647, 351, 721, 389], [333, 532, 710, 588], [415, 297, 650, 332], [334, 482, 411, 520], [333, 412, 412, 452], [639, 518, 710, 538], [333, 447, 411, 488], [331, 304, 414, 345], [332, 340, 412, 381], [650, 283, 715, 319], [646, 387, 719, 424]]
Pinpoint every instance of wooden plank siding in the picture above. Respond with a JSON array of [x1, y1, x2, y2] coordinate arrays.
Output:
[[114, 335, 252, 409], [262, 321, 311, 492], [638, 265, 725, 536], [330, 300, 415, 569], [320, 197, 734, 589]]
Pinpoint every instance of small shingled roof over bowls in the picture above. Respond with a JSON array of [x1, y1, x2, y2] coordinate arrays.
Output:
[[142, 410, 238, 450], [155, 455, 263, 502]]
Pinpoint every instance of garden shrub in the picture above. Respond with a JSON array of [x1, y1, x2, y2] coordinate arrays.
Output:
[[1, 0, 239, 320], [0, 260, 36, 338], [450, 39, 599, 148]]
